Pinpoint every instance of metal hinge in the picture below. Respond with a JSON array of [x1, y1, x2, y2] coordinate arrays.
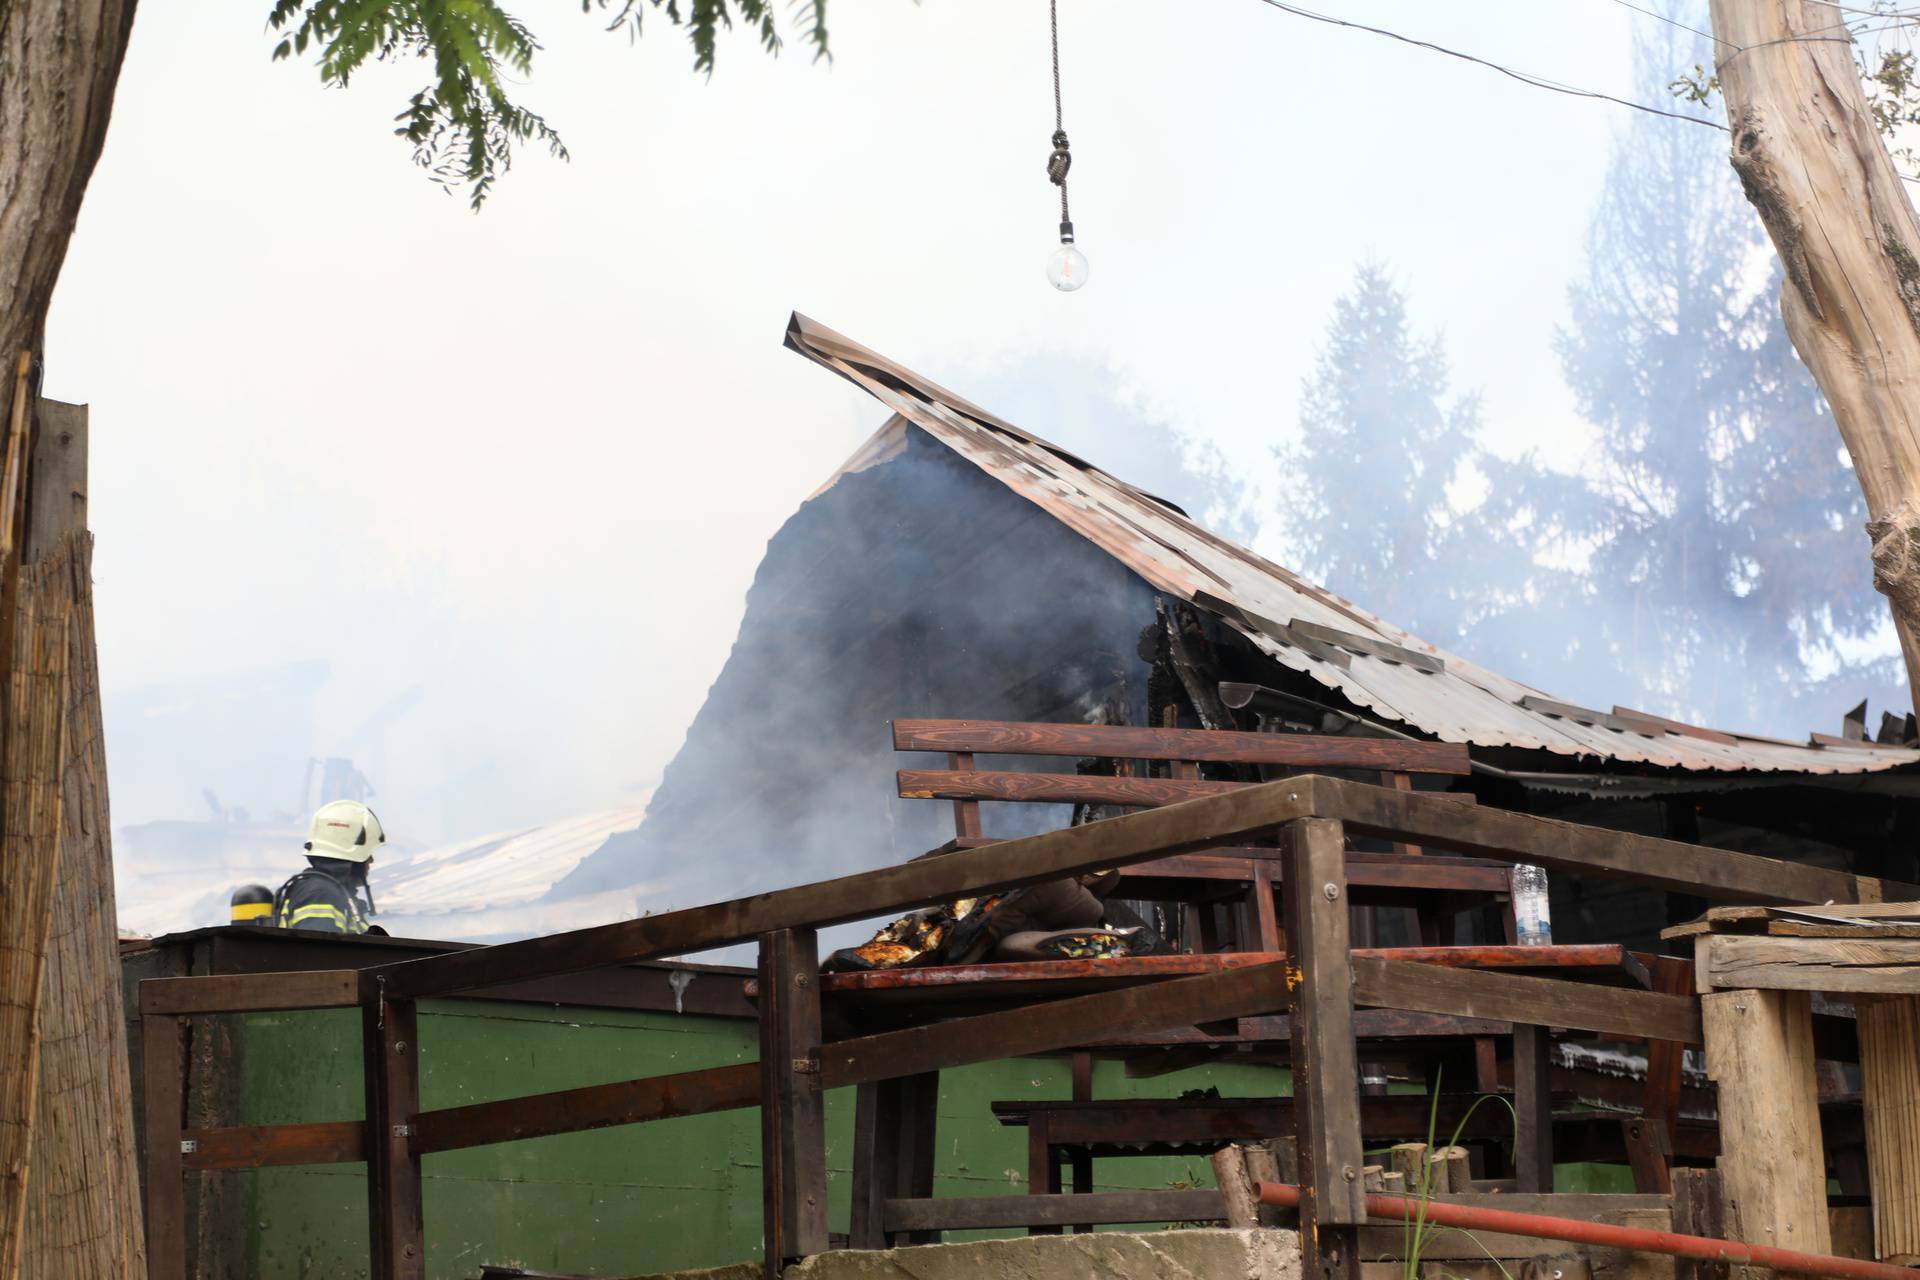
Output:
[[179, 1139, 198, 1155], [391, 1123, 413, 1139], [791, 1058, 818, 1075]]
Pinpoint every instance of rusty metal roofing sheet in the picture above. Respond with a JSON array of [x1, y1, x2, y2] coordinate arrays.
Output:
[[785, 312, 1920, 777]]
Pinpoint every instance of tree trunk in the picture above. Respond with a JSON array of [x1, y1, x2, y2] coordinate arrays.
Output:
[[21, 410, 143, 1278], [1, 6, 141, 1276], [1709, 0, 1920, 703], [0, 0, 140, 364]]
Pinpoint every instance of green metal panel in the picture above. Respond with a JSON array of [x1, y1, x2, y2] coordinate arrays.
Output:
[[231, 1000, 1290, 1278]]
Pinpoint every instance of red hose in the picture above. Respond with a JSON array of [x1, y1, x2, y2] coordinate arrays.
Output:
[[1255, 1182, 1917, 1280]]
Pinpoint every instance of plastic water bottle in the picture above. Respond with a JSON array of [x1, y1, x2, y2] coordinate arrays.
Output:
[[1509, 864, 1552, 946]]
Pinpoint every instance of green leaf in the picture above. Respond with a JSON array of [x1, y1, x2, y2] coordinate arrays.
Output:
[[265, 0, 840, 207]]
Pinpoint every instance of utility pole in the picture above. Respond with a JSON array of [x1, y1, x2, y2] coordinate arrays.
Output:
[[1709, 0, 1920, 706]]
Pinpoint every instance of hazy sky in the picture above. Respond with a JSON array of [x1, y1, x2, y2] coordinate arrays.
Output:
[[48, 1, 1660, 851]]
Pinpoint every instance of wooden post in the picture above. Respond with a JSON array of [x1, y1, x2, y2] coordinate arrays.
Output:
[[1249, 861, 1281, 952], [849, 1081, 888, 1250], [1069, 1052, 1093, 1234], [897, 1072, 938, 1245], [363, 988, 424, 1280], [1026, 1113, 1060, 1236], [1388, 1143, 1429, 1194], [139, 1014, 185, 1280], [849, 1072, 938, 1250], [1641, 954, 1694, 1147], [1513, 1022, 1554, 1193], [0, 526, 73, 1278], [1282, 816, 1364, 1280], [1702, 989, 1830, 1265], [1211, 1145, 1262, 1229], [1856, 995, 1920, 1264], [1622, 1116, 1674, 1196], [759, 929, 827, 1278], [1672, 1167, 1727, 1280], [947, 752, 981, 841], [23, 406, 146, 1280]]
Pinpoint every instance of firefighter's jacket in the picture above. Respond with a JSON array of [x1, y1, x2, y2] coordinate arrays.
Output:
[[273, 863, 371, 934]]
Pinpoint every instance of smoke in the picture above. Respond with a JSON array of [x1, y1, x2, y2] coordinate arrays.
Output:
[[549, 423, 1169, 959]]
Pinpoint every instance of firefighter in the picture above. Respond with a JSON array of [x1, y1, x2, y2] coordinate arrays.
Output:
[[229, 884, 273, 925], [274, 799, 384, 934]]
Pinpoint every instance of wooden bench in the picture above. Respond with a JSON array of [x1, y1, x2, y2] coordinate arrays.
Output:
[[893, 717, 1501, 951]]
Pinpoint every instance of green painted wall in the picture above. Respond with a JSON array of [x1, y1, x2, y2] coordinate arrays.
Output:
[[232, 1000, 1292, 1279]]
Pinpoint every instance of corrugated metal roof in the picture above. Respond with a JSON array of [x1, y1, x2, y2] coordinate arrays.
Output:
[[378, 798, 652, 919], [786, 312, 1920, 777]]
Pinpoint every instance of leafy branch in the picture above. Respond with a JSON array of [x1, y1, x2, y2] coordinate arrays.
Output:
[[267, 0, 832, 208], [1671, 3, 1920, 178]]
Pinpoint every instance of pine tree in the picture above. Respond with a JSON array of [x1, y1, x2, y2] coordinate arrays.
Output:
[[1537, 14, 1901, 731], [1278, 262, 1479, 643]]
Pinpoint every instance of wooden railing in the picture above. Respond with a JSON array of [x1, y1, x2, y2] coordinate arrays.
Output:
[[136, 773, 1917, 1280]]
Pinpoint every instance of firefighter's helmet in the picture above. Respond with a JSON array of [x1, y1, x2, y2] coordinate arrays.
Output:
[[230, 883, 273, 924], [304, 800, 385, 863]]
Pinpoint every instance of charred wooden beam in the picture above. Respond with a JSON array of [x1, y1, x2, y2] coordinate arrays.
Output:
[[890, 717, 1468, 772]]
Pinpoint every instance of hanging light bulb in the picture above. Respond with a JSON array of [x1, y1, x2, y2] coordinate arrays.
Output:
[[1042, 3, 1089, 293], [1047, 221, 1089, 292]]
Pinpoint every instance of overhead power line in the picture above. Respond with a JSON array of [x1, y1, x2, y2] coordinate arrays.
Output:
[[1605, 0, 1733, 49], [1256, 0, 1731, 130]]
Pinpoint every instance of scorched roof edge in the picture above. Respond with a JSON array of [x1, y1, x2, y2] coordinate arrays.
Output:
[[783, 311, 1920, 778]]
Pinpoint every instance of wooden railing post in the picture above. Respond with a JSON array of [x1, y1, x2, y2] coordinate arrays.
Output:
[[1281, 816, 1364, 1280], [140, 1012, 186, 1280], [1702, 988, 1830, 1263], [760, 928, 827, 1278], [1513, 1023, 1554, 1192], [850, 1073, 938, 1249], [363, 983, 425, 1280]]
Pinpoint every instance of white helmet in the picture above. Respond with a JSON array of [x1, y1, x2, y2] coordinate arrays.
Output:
[[304, 800, 385, 863]]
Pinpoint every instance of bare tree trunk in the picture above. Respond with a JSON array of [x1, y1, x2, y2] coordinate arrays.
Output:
[[1710, 0, 1920, 702], [0, 0, 139, 364], [21, 410, 143, 1277]]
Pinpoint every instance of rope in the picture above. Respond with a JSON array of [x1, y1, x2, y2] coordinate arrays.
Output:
[[1049, 0, 1071, 228]]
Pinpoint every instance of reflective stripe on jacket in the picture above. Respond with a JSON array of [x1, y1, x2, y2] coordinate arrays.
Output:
[[273, 869, 369, 935]]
